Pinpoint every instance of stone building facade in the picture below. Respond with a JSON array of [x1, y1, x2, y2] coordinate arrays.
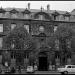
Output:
[[0, 4, 75, 71]]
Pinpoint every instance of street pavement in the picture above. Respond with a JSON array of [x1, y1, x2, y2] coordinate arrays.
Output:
[[1, 70, 75, 74]]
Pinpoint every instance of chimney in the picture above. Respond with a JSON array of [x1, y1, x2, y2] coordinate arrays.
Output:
[[28, 3, 30, 9], [47, 4, 50, 11]]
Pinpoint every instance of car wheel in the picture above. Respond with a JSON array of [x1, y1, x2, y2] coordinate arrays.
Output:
[[64, 71, 68, 74]]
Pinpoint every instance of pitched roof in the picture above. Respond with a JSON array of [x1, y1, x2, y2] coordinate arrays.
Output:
[[63, 11, 71, 16], [22, 8, 31, 14], [4, 8, 67, 14], [52, 10, 60, 16], [0, 7, 6, 13], [0, 7, 74, 16], [9, 8, 19, 13]]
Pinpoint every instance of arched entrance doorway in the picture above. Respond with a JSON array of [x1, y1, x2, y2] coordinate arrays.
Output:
[[38, 52, 48, 71], [15, 51, 24, 67]]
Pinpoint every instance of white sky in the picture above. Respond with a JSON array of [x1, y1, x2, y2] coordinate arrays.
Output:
[[0, 1, 75, 12]]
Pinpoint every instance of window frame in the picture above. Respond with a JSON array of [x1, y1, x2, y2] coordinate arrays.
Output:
[[0, 24, 3, 32], [0, 37, 3, 48], [11, 23, 16, 30], [24, 24, 29, 33]]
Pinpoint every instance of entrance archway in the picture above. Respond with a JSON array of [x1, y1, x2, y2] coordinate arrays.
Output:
[[15, 51, 24, 68], [38, 52, 48, 71]]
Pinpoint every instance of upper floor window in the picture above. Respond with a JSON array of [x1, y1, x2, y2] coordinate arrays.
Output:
[[24, 25, 29, 33], [52, 11, 59, 20], [24, 14, 30, 19], [39, 26, 44, 32], [11, 24, 16, 30], [54, 25, 58, 32], [0, 37, 3, 48], [39, 15, 44, 20], [0, 13, 3, 18], [0, 8, 6, 18], [11, 13, 18, 18], [10, 9, 18, 18], [54, 15, 57, 20], [0, 24, 3, 32], [64, 12, 70, 21], [65, 16, 69, 21]]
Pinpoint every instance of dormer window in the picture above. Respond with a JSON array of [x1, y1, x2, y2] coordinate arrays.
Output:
[[34, 11, 51, 20], [22, 9, 31, 19], [65, 16, 69, 21], [54, 15, 57, 20], [52, 11, 59, 20], [11, 13, 18, 18], [24, 14, 30, 19], [0, 13, 3, 18], [63, 12, 71, 21], [10, 9, 19, 18], [0, 24, 3, 32], [0, 8, 6, 18], [39, 15, 44, 20]]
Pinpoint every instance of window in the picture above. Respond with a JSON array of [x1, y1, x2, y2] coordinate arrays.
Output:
[[54, 15, 56, 20], [24, 25, 29, 33], [24, 14, 30, 19], [72, 66, 75, 68], [39, 26, 44, 32], [66, 39, 71, 48], [39, 15, 44, 20], [0, 13, 3, 18], [0, 38, 3, 48], [11, 43, 15, 49], [11, 13, 18, 18], [65, 16, 69, 21], [54, 26, 58, 32], [67, 66, 71, 68], [11, 24, 16, 30], [0, 24, 3, 32]]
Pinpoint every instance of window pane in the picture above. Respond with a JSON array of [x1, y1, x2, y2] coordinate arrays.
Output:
[[24, 25, 29, 33], [0, 38, 3, 48], [0, 24, 3, 32], [39, 15, 44, 20], [0, 13, 3, 18], [11, 24, 16, 30], [11, 13, 18, 18], [54, 26, 57, 32], [39, 26, 44, 32], [65, 17, 69, 21], [24, 14, 29, 19], [72, 66, 75, 68], [67, 66, 71, 68]]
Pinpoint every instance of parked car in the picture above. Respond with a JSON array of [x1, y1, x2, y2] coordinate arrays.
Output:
[[57, 65, 75, 74], [26, 66, 34, 73]]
